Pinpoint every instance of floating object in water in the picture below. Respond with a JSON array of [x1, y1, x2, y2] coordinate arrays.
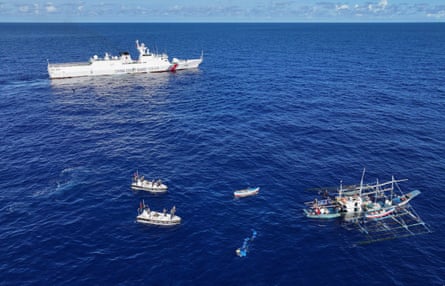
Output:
[[236, 229, 257, 257], [234, 187, 260, 198]]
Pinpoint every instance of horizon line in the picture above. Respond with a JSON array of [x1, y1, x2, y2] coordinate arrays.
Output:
[[1, 21, 444, 24]]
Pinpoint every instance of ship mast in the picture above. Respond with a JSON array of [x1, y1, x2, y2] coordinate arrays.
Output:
[[359, 168, 366, 196]]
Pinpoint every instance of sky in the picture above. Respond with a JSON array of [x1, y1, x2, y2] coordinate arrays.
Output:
[[0, 0, 444, 22]]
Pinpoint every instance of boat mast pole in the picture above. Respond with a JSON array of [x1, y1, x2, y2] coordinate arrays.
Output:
[[391, 175, 395, 200], [339, 180, 343, 198], [375, 178, 379, 202], [359, 168, 366, 196]]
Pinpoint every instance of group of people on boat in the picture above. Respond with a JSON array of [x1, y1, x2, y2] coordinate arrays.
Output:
[[133, 170, 178, 225], [138, 201, 178, 220], [133, 173, 164, 186]]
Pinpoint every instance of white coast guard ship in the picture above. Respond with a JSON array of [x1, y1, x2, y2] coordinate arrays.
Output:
[[47, 40, 203, 79]]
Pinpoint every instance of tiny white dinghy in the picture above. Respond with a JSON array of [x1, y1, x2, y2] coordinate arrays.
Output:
[[234, 187, 260, 198], [131, 172, 167, 193], [136, 201, 181, 226]]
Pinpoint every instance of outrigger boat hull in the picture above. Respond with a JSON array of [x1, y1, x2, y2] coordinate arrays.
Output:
[[365, 207, 396, 219]]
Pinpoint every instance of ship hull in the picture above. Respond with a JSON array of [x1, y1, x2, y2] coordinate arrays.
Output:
[[171, 58, 203, 71], [48, 60, 171, 79]]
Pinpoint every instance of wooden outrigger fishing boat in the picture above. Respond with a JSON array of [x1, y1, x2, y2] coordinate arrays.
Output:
[[304, 169, 431, 244]]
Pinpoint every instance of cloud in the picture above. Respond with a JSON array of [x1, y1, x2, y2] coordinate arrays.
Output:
[[336, 4, 349, 11], [46, 3, 56, 13], [427, 11, 445, 18], [368, 0, 388, 13], [18, 5, 29, 13], [379, 0, 388, 9], [4, 0, 445, 22], [426, 5, 445, 19]]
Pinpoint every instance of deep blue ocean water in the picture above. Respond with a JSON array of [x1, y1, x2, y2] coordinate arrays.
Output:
[[0, 23, 444, 285]]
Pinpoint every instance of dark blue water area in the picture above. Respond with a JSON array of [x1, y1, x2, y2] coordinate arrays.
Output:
[[0, 23, 445, 285]]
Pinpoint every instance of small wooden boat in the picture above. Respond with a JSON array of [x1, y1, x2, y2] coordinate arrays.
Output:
[[304, 197, 341, 219], [392, 190, 421, 207], [304, 206, 341, 219], [136, 201, 180, 226], [131, 172, 167, 193], [365, 206, 396, 219], [234, 187, 260, 198]]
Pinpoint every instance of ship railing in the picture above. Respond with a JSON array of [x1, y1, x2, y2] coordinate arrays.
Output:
[[48, 61, 91, 67]]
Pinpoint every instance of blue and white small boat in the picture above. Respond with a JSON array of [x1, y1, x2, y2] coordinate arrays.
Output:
[[304, 198, 341, 219], [234, 187, 260, 198], [392, 190, 421, 207], [304, 206, 341, 219]]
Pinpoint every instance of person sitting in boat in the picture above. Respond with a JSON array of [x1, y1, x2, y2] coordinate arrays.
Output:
[[315, 207, 321, 215]]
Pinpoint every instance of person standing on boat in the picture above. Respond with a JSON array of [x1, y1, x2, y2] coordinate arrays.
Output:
[[323, 190, 329, 198], [313, 198, 318, 208], [170, 206, 176, 219]]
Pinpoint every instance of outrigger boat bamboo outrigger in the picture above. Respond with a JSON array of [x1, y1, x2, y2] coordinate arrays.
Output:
[[304, 169, 431, 244]]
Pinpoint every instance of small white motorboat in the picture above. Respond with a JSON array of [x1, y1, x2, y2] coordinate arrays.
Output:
[[136, 201, 181, 226], [234, 187, 260, 198], [131, 172, 167, 193]]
